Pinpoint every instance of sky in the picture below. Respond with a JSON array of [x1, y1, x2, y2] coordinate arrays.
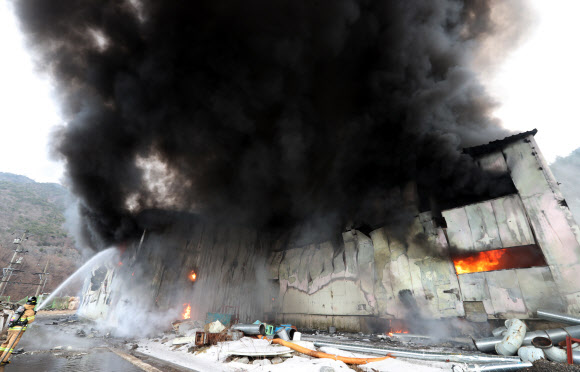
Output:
[[0, 1, 579, 184]]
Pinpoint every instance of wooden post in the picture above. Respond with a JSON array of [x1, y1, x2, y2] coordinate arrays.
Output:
[[35, 260, 50, 297]]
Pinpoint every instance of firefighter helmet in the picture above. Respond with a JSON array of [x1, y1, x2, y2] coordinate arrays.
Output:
[[26, 296, 37, 305]]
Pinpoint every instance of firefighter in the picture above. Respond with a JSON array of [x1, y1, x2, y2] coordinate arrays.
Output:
[[0, 296, 36, 365]]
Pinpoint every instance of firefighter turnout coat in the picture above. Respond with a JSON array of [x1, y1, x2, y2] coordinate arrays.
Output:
[[0, 304, 36, 361]]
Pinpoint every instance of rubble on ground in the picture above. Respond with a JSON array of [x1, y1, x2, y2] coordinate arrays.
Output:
[[125, 310, 580, 371]]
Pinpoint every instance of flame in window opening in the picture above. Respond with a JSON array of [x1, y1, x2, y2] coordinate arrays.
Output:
[[453, 249, 506, 274], [189, 270, 197, 282], [182, 303, 191, 319]]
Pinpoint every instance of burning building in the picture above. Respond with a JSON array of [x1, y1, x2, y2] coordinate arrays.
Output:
[[79, 129, 580, 334]]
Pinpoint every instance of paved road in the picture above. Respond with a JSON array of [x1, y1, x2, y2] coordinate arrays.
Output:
[[0, 313, 151, 372]]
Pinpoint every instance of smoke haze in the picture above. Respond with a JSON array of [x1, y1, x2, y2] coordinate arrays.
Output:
[[11, 0, 530, 248], [551, 148, 580, 221]]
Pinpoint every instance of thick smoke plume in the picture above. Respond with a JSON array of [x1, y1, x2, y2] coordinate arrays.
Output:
[[13, 0, 527, 247]]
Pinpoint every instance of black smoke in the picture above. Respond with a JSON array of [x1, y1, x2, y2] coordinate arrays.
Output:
[[12, 0, 526, 247]]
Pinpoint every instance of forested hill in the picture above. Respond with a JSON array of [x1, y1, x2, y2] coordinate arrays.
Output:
[[0, 172, 81, 301]]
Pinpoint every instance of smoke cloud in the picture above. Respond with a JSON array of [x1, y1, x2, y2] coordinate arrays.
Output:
[[12, 0, 529, 247]]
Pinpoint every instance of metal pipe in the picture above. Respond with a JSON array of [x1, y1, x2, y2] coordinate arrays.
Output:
[[475, 325, 580, 352], [496, 319, 526, 356], [537, 309, 580, 325], [313, 341, 521, 364], [452, 362, 533, 371], [492, 327, 507, 337], [276, 328, 290, 341], [231, 323, 265, 335]]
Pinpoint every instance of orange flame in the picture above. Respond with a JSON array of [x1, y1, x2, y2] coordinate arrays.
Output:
[[189, 270, 197, 282], [388, 330, 409, 337], [453, 249, 507, 274], [182, 303, 191, 319], [387, 319, 409, 337]]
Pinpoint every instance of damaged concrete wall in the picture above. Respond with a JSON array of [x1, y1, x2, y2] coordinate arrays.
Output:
[[273, 221, 464, 331], [79, 221, 270, 326], [78, 263, 117, 321], [503, 135, 580, 312], [80, 132, 580, 332], [273, 133, 580, 331]]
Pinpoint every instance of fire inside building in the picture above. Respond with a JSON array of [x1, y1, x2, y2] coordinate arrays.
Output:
[[78, 129, 580, 335]]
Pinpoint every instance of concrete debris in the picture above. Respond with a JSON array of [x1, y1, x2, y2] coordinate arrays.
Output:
[[207, 320, 226, 334], [319, 367, 335, 372], [236, 357, 250, 364], [252, 358, 272, 365], [172, 336, 196, 345], [271, 356, 284, 364]]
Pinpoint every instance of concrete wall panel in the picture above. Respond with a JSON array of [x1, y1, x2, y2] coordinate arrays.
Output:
[[465, 202, 502, 251], [515, 267, 565, 314], [491, 195, 534, 248], [485, 270, 527, 317], [443, 207, 474, 251]]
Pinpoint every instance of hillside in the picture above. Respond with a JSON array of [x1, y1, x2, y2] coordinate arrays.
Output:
[[0, 172, 82, 301]]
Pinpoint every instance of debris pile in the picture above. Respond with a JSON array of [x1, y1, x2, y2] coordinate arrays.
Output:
[[134, 311, 580, 371], [473, 309, 580, 370]]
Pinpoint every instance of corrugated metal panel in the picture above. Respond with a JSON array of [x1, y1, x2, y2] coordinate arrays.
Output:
[[491, 195, 534, 247], [442, 207, 474, 251], [465, 202, 502, 251]]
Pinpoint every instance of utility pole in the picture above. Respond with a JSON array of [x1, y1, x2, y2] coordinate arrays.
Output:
[[0, 232, 27, 298], [34, 260, 50, 297]]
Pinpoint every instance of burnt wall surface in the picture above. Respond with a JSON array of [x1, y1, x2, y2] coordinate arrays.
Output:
[[80, 133, 580, 333], [79, 220, 271, 330], [271, 133, 580, 331]]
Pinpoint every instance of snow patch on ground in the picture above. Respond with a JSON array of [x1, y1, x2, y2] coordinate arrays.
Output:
[[136, 336, 453, 371]]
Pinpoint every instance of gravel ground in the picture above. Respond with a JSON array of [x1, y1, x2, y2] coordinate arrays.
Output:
[[523, 359, 580, 371]]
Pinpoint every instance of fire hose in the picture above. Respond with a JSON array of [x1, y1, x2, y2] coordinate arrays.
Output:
[[257, 335, 394, 365]]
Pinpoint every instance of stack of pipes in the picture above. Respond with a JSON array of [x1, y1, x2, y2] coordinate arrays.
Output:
[[474, 309, 580, 366]]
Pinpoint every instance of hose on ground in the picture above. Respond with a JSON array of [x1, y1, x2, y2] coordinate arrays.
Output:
[[257, 335, 394, 365]]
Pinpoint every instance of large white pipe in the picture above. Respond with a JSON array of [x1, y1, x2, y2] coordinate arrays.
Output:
[[517, 346, 544, 362], [475, 325, 580, 352], [495, 319, 526, 356]]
